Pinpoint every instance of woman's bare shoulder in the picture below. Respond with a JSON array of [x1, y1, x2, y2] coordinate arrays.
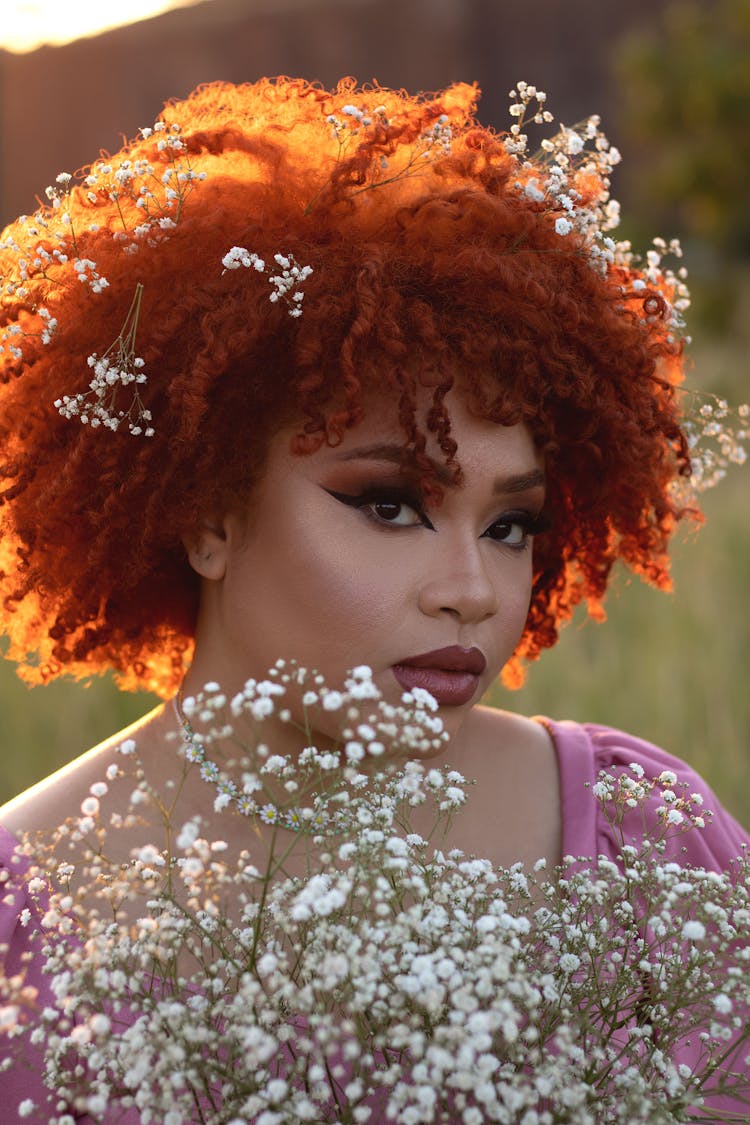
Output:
[[466, 704, 557, 761], [421, 705, 562, 870], [0, 704, 168, 839]]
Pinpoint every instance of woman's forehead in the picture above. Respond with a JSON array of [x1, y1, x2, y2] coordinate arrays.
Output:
[[288, 389, 542, 481], [326, 376, 511, 439]]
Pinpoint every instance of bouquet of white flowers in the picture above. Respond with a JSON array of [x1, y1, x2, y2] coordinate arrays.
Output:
[[3, 665, 749, 1124]]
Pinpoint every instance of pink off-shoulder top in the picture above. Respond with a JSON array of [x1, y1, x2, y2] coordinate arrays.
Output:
[[2, 720, 749, 1122]]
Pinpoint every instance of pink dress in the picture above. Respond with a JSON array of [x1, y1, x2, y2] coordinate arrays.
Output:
[[2, 720, 749, 1122]]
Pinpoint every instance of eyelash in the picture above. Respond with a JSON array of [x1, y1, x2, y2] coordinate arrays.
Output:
[[324, 487, 550, 550]]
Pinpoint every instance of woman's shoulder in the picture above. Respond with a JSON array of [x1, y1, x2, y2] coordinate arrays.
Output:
[[541, 717, 750, 870], [0, 745, 116, 840], [542, 717, 708, 794]]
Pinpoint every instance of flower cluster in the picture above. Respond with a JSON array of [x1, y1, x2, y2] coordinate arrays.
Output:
[[53, 282, 153, 436], [75, 119, 205, 261], [2, 669, 750, 1123], [0, 118, 205, 437], [503, 81, 695, 349], [504, 81, 622, 275], [499, 85, 750, 461], [591, 760, 712, 836], [1, 121, 202, 310], [221, 249, 314, 318], [326, 101, 453, 162], [680, 395, 749, 494], [326, 101, 391, 145], [175, 662, 449, 831], [314, 98, 455, 211]]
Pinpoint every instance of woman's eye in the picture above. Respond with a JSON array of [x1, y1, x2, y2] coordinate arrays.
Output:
[[366, 499, 423, 527], [488, 521, 527, 546], [323, 488, 433, 530], [483, 511, 549, 548]]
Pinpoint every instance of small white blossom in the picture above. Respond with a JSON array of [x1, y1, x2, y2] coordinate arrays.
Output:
[[682, 920, 707, 941], [221, 246, 312, 318]]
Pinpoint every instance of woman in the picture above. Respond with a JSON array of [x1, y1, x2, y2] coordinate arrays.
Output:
[[0, 77, 748, 1121]]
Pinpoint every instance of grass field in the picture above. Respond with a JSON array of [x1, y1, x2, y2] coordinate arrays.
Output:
[[1, 343, 748, 825]]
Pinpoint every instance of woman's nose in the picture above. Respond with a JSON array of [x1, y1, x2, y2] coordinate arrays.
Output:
[[417, 538, 499, 624]]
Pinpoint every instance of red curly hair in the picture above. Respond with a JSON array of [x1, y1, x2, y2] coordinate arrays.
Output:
[[0, 77, 693, 697]]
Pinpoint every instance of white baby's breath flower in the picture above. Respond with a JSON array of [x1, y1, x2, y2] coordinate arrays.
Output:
[[134, 844, 165, 867], [321, 690, 344, 711], [176, 819, 201, 850], [89, 1012, 111, 1035], [221, 246, 312, 318]]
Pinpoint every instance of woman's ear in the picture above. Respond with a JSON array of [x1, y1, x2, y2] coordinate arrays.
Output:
[[183, 522, 229, 581]]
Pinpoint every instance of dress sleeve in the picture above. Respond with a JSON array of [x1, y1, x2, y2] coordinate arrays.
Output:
[[0, 826, 58, 1119], [583, 723, 750, 868], [546, 717, 750, 867]]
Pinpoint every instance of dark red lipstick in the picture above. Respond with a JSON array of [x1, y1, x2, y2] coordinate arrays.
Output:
[[392, 646, 486, 706]]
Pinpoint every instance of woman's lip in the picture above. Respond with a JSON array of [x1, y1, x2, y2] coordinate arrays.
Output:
[[395, 645, 486, 675], [392, 665, 481, 706]]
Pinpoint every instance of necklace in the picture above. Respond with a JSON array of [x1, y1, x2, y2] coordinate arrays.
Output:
[[172, 691, 346, 835]]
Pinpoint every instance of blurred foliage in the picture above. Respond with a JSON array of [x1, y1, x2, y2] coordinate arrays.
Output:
[[616, 0, 750, 329], [617, 0, 750, 254]]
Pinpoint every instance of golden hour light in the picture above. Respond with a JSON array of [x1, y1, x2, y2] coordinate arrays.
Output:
[[0, 0, 211, 54]]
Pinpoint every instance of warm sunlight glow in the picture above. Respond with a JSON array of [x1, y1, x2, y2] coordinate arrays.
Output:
[[0, 0, 212, 53]]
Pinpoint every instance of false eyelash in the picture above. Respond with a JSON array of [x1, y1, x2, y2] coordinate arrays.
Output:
[[481, 509, 552, 552], [325, 485, 425, 509], [510, 510, 553, 537], [323, 486, 435, 529]]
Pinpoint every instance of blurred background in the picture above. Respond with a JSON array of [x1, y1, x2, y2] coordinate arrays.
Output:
[[1, 0, 748, 819]]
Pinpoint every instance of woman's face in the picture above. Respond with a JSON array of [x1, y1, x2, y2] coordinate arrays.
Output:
[[190, 389, 545, 745]]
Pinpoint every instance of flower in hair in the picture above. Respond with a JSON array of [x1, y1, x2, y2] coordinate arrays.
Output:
[[54, 283, 153, 436], [1, 118, 204, 438], [221, 248, 313, 318]]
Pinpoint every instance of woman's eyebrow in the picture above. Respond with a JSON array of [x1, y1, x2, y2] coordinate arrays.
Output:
[[331, 443, 454, 485], [498, 468, 546, 495], [331, 443, 545, 494]]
